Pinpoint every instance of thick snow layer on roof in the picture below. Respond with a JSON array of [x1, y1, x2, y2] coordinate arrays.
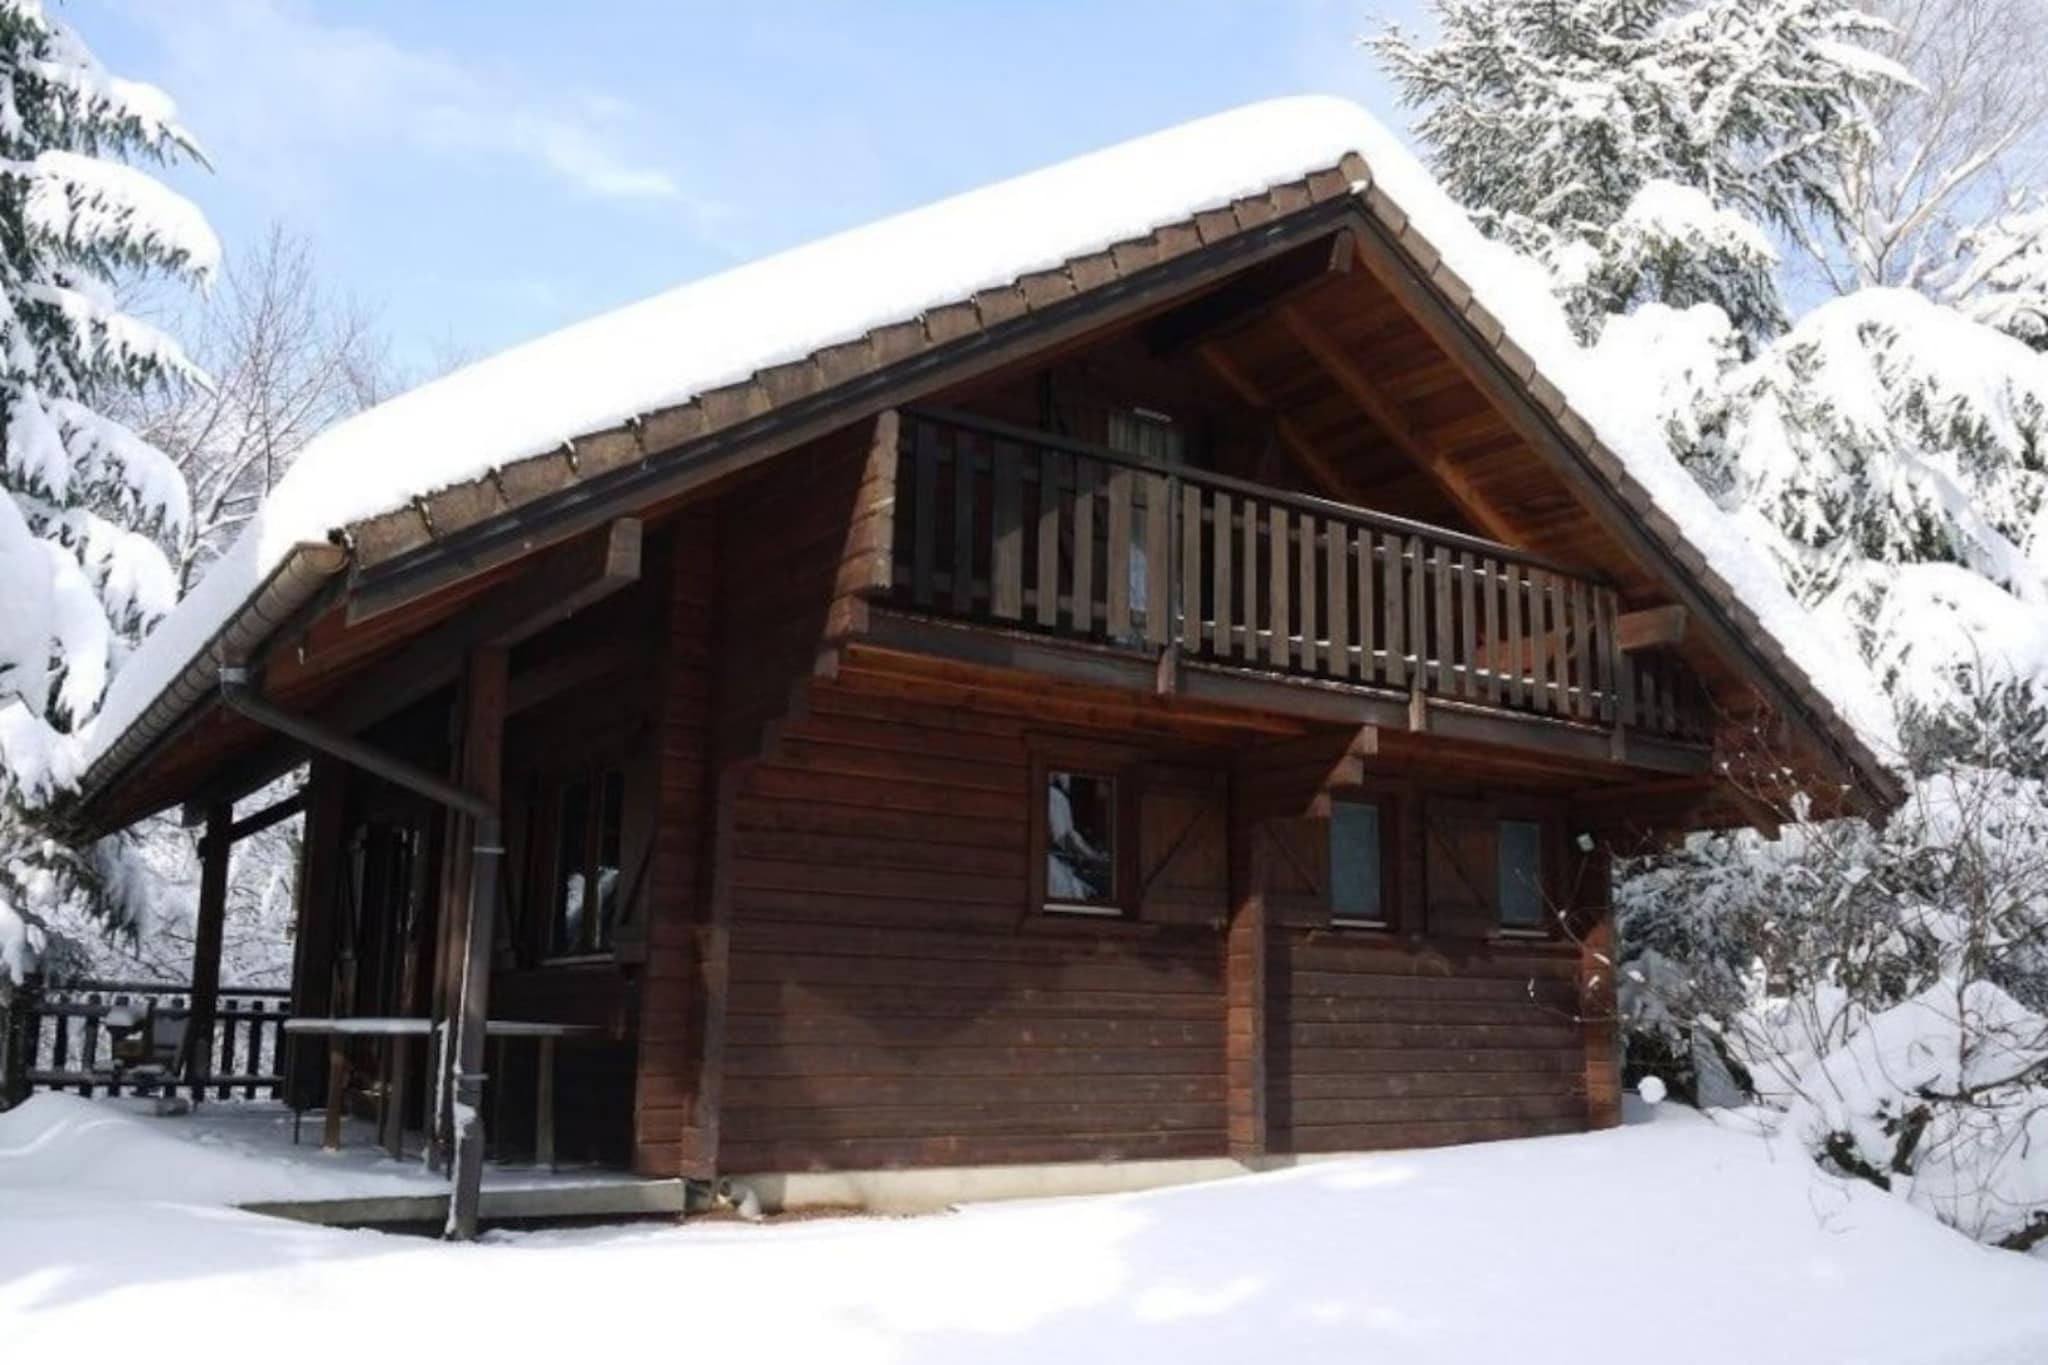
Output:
[[79, 94, 1895, 783], [79, 96, 1387, 771]]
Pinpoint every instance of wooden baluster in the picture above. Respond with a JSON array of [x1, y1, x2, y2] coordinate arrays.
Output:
[[1639, 654, 1658, 732], [107, 993, 128, 1097], [1544, 572, 1566, 715], [1326, 521, 1350, 678], [951, 431, 978, 616], [1503, 563, 1525, 708], [1106, 464, 1133, 639], [1240, 493, 1260, 661], [1035, 449, 1063, 630], [1457, 550, 1479, 700], [51, 995, 70, 1090], [245, 1000, 265, 1100], [912, 419, 938, 607], [991, 440, 1024, 621], [218, 997, 236, 1100], [1211, 490, 1232, 659], [1296, 514, 1319, 673], [1144, 471, 1171, 649], [1383, 533, 1407, 688], [1357, 528, 1378, 684], [1430, 543, 1453, 694], [1479, 558, 1501, 705], [81, 992, 102, 1098], [1181, 480, 1204, 653], [1072, 457, 1096, 635], [1595, 587, 1618, 725], [1662, 655, 1680, 734], [1569, 580, 1592, 721], [1268, 504, 1291, 670]]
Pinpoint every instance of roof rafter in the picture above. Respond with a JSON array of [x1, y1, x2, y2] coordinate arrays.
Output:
[[1278, 302, 1521, 545], [1194, 339, 1360, 503]]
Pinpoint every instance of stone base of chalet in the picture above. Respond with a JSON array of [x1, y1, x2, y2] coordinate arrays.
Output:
[[733, 1146, 1490, 1216]]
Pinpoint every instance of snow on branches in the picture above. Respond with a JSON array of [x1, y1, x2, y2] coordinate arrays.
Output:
[[0, 0, 214, 977], [1372, 0, 1909, 344]]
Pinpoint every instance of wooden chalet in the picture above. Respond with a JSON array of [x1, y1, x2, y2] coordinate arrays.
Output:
[[65, 99, 1897, 1232]]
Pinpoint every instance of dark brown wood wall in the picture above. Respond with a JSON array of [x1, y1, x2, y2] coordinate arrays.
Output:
[[631, 514, 718, 1175], [1267, 933, 1591, 1153], [622, 412, 1622, 1181], [718, 682, 1230, 1174]]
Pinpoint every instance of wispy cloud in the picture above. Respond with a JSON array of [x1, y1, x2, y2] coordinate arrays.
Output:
[[130, 0, 706, 210]]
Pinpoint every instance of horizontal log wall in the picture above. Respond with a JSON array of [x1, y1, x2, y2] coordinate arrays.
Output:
[[718, 681, 1229, 1174], [1267, 934, 1591, 1152]]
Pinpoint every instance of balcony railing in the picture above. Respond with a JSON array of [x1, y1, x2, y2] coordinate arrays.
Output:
[[884, 408, 1711, 744]]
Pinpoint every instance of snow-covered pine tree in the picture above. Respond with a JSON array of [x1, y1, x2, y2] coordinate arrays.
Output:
[[1371, 0, 1906, 346], [0, 1, 216, 978], [1948, 194, 2048, 352]]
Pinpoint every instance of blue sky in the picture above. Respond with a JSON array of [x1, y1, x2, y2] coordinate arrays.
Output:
[[72, 1, 1432, 371]]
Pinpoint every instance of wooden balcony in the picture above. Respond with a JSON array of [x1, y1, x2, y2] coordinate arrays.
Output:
[[873, 408, 1712, 754]]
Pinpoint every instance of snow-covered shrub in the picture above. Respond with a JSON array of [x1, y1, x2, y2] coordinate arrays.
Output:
[[1619, 695, 2048, 1251]]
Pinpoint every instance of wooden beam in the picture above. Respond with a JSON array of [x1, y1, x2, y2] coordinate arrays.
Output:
[[185, 801, 231, 1104], [224, 788, 306, 843], [1143, 232, 1354, 356], [1195, 341, 1358, 503], [1224, 778, 1268, 1160], [1278, 304, 1522, 545], [347, 514, 641, 630], [1616, 605, 1688, 652]]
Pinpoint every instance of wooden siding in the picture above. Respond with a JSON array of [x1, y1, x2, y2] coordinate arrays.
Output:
[[1267, 932, 1591, 1153], [631, 518, 718, 1176], [718, 682, 1230, 1174]]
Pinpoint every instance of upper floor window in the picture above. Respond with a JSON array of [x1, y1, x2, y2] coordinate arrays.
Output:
[[1107, 406, 1185, 465]]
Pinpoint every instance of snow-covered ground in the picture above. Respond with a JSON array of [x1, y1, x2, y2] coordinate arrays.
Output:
[[4, 1096, 2046, 1364]]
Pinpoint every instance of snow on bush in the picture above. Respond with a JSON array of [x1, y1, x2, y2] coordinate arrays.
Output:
[[1620, 722, 2048, 1252]]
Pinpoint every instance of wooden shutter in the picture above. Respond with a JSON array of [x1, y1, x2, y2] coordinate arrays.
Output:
[[1425, 800, 1497, 939], [1136, 766, 1228, 925], [1262, 815, 1331, 927]]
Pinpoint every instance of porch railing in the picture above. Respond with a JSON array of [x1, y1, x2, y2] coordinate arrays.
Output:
[[1, 977, 291, 1103], [887, 407, 1710, 743]]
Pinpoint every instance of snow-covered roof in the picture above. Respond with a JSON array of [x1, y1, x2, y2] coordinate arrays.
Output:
[[75, 95, 1899, 809]]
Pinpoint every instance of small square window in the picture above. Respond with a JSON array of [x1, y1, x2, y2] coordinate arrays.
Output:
[[1498, 818, 1545, 929], [1330, 801, 1384, 925], [1046, 770, 1117, 911]]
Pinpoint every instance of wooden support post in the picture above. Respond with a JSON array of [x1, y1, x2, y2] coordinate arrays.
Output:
[[1, 972, 39, 1108], [1224, 781, 1269, 1160], [446, 646, 508, 1241], [186, 801, 232, 1105], [536, 1035, 558, 1171], [285, 759, 346, 1112], [1577, 845, 1623, 1130]]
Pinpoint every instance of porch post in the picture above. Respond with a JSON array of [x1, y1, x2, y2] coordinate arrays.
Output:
[[1224, 781, 1269, 1160], [186, 800, 232, 1104], [445, 645, 508, 1240]]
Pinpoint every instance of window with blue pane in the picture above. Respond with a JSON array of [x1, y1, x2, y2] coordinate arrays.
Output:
[[1330, 800, 1386, 926], [1497, 818, 1546, 929]]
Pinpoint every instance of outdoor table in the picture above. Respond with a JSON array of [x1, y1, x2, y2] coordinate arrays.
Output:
[[281, 1017, 598, 1168]]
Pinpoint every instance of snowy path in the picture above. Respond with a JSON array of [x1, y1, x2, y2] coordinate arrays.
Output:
[[3, 1097, 2045, 1365]]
